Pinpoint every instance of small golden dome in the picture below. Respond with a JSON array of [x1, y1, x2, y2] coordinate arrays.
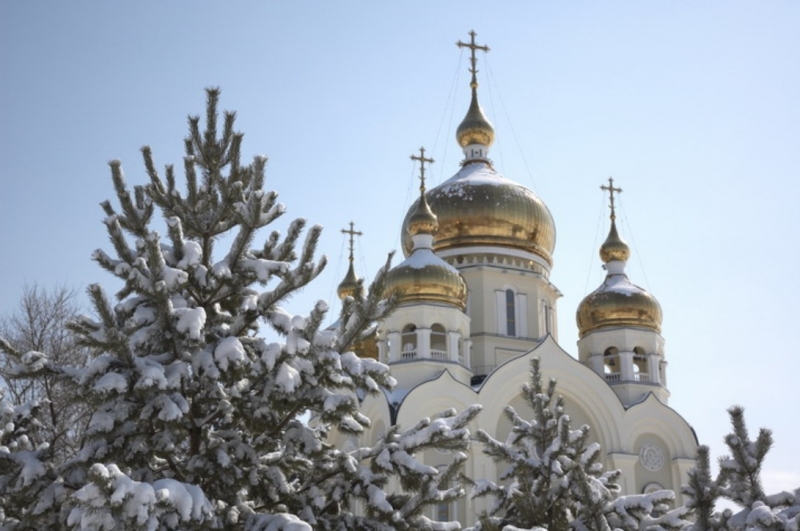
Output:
[[599, 220, 630, 263], [576, 277, 663, 338], [407, 191, 439, 236], [576, 210, 661, 338], [456, 89, 495, 149], [401, 163, 556, 266], [384, 250, 468, 310], [337, 262, 362, 300]]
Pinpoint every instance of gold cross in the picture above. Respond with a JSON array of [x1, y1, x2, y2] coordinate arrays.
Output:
[[410, 147, 435, 193], [341, 221, 362, 263], [600, 177, 623, 221], [456, 30, 490, 88]]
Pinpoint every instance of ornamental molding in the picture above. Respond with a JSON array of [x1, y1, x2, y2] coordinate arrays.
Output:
[[639, 443, 665, 471]]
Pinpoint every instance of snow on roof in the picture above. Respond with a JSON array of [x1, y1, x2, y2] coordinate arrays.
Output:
[[398, 248, 460, 273], [439, 162, 512, 193], [595, 273, 649, 296]]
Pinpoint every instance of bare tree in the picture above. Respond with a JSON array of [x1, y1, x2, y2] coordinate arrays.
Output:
[[0, 284, 90, 463]]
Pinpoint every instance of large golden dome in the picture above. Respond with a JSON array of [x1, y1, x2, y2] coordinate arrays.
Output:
[[576, 219, 662, 338], [401, 162, 556, 266]]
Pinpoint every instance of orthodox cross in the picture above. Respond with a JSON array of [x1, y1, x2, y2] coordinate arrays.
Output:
[[410, 147, 434, 193], [456, 30, 490, 88], [600, 177, 623, 221], [341, 222, 362, 263]]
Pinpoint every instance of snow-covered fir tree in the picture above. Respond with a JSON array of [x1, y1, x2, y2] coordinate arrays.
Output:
[[467, 358, 688, 531], [0, 89, 480, 531], [682, 407, 800, 531]]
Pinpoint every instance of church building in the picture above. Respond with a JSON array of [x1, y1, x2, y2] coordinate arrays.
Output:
[[332, 32, 698, 526]]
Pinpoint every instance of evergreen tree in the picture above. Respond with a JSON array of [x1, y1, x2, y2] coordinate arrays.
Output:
[[0, 88, 479, 530], [682, 407, 800, 531], [467, 358, 688, 531]]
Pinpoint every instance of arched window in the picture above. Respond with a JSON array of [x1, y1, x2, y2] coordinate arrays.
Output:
[[430, 324, 447, 360], [633, 347, 648, 382], [604, 347, 620, 382], [506, 289, 516, 337], [401, 324, 417, 360]]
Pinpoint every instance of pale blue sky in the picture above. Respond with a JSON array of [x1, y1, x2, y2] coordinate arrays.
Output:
[[2, 2, 798, 493]]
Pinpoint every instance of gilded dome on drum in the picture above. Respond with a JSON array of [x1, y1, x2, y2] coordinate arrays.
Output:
[[400, 163, 556, 266], [385, 164, 468, 310], [576, 219, 662, 338]]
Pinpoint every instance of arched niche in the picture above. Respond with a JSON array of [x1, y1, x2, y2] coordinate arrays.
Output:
[[632, 433, 673, 494]]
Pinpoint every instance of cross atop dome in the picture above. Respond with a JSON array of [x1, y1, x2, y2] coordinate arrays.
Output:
[[600, 177, 623, 221], [410, 147, 434, 193], [455, 31, 496, 159], [337, 221, 363, 300], [456, 30, 490, 90], [407, 147, 438, 237], [341, 221, 362, 265], [598, 178, 630, 264]]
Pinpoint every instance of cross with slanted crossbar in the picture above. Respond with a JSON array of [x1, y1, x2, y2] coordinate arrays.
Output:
[[456, 30, 490, 88], [600, 177, 623, 221], [341, 222, 362, 263], [410, 147, 435, 193]]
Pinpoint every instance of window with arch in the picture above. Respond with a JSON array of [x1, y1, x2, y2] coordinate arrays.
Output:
[[401, 324, 417, 360], [505, 289, 516, 336], [603, 347, 620, 382], [430, 323, 447, 360], [633, 347, 648, 382]]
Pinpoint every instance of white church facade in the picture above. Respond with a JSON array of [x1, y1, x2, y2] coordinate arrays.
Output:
[[331, 33, 698, 526]]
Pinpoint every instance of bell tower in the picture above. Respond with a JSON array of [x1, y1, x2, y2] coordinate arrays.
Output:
[[576, 179, 669, 405]]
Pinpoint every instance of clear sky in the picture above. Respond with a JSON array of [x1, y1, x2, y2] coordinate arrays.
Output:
[[2, 2, 798, 495]]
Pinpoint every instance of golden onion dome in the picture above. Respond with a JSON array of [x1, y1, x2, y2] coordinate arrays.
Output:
[[599, 220, 630, 263], [387, 147, 468, 310], [384, 249, 468, 310], [400, 162, 556, 266], [576, 277, 663, 338], [336, 262, 362, 300], [407, 187, 439, 236], [456, 89, 495, 149], [576, 218, 662, 338]]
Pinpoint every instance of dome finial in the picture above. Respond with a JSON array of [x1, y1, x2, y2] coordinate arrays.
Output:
[[600, 177, 622, 222], [577, 180, 662, 338], [599, 177, 630, 263], [455, 31, 495, 157], [411, 146, 434, 196], [456, 30, 490, 91], [337, 221, 363, 300], [407, 147, 439, 237]]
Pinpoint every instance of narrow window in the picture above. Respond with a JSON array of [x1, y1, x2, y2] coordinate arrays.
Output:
[[506, 289, 516, 336]]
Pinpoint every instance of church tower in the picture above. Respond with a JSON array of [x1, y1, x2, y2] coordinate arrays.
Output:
[[576, 179, 668, 405], [399, 32, 559, 382], [379, 148, 472, 389]]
